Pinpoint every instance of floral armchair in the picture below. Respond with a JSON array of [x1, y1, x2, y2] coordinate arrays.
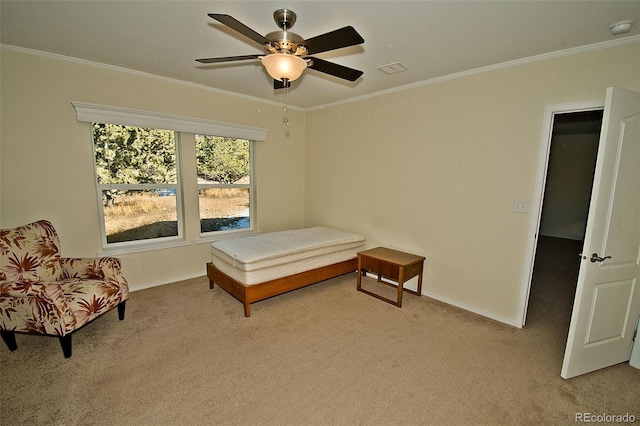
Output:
[[0, 220, 129, 358]]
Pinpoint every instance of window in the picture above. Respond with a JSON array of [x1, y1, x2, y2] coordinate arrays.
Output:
[[73, 102, 268, 253], [196, 135, 253, 235], [93, 123, 181, 245]]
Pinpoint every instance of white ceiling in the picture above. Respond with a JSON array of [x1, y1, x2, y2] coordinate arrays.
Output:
[[1, 1, 639, 109]]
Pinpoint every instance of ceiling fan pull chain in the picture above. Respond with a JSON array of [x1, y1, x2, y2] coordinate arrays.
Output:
[[283, 79, 290, 126]]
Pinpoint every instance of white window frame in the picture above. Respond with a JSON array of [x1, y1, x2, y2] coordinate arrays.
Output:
[[72, 102, 268, 254], [196, 136, 256, 239], [93, 128, 184, 250]]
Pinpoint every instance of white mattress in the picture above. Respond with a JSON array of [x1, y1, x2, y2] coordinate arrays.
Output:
[[210, 227, 364, 285]]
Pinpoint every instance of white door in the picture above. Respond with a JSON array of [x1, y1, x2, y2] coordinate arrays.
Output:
[[561, 87, 640, 379]]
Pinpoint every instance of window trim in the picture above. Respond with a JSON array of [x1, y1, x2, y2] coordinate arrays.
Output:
[[72, 102, 268, 141]]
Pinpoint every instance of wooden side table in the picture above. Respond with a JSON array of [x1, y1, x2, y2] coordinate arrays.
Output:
[[356, 247, 425, 308]]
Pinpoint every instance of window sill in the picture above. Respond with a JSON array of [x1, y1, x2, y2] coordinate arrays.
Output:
[[196, 229, 261, 245], [96, 229, 261, 257], [97, 239, 192, 257]]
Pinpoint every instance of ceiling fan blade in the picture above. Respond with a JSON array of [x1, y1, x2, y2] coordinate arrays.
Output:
[[208, 13, 271, 46], [273, 79, 292, 90], [303, 26, 364, 55], [307, 57, 363, 82], [196, 54, 260, 64]]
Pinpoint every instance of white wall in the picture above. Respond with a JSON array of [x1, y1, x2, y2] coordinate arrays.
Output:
[[0, 49, 306, 290], [304, 43, 640, 326], [2, 42, 639, 326]]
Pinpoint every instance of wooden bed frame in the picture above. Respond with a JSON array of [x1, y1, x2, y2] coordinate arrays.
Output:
[[207, 258, 357, 317]]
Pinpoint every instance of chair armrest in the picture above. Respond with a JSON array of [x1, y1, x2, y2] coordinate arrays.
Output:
[[61, 257, 129, 300], [61, 257, 123, 281]]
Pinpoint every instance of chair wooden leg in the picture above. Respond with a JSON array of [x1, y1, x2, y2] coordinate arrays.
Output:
[[1, 330, 17, 352], [117, 300, 126, 320], [59, 334, 72, 358]]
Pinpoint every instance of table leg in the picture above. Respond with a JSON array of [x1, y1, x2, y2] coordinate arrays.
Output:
[[356, 255, 362, 291], [397, 267, 404, 307]]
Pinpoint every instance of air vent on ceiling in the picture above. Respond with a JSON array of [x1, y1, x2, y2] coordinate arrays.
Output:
[[377, 62, 408, 75]]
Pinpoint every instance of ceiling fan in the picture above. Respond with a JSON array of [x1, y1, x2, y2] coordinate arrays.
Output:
[[196, 9, 365, 89]]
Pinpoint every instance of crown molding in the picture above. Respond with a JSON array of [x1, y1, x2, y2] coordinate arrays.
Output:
[[306, 35, 640, 111], [3, 35, 639, 112], [0, 43, 304, 112]]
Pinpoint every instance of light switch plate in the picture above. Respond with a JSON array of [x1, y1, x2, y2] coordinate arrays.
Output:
[[512, 200, 529, 214]]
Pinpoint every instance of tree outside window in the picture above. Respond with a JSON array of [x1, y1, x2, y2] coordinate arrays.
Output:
[[196, 135, 252, 234], [93, 123, 180, 244]]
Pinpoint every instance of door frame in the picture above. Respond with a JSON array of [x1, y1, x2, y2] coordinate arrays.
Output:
[[515, 99, 605, 327]]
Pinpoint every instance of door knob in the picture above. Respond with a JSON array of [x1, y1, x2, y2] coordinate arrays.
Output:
[[590, 253, 612, 263]]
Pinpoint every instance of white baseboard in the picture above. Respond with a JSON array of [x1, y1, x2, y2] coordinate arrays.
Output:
[[372, 275, 519, 328], [129, 272, 206, 292], [132, 271, 519, 328], [420, 289, 521, 328]]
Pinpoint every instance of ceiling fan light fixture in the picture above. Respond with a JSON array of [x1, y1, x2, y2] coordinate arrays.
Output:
[[199, 10, 364, 88], [262, 53, 307, 82]]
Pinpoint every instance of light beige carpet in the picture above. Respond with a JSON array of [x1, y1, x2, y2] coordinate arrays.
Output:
[[2, 241, 639, 425]]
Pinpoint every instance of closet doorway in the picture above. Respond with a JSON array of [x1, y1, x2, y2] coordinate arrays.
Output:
[[526, 109, 603, 330]]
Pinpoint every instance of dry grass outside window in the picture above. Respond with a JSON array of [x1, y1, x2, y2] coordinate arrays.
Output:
[[105, 191, 247, 237]]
